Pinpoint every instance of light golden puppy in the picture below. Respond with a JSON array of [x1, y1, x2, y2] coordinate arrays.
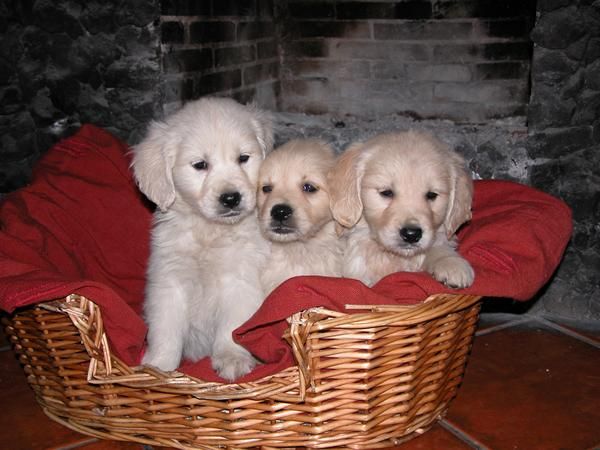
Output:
[[132, 97, 273, 381], [257, 139, 343, 294], [328, 131, 474, 288]]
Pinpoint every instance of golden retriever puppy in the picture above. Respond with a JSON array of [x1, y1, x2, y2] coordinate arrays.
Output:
[[328, 131, 474, 288], [131, 97, 273, 380], [257, 139, 343, 294]]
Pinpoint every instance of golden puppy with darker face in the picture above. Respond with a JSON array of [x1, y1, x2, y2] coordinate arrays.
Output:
[[257, 139, 343, 294], [328, 131, 474, 288]]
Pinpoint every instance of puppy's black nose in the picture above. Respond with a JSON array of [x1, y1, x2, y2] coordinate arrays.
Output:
[[271, 203, 293, 222], [400, 226, 422, 243], [220, 192, 241, 209]]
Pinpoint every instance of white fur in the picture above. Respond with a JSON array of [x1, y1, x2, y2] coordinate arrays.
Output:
[[257, 139, 343, 294], [328, 131, 475, 288], [131, 97, 273, 380]]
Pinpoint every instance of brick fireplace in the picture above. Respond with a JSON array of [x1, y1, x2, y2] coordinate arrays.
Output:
[[1, 0, 599, 320]]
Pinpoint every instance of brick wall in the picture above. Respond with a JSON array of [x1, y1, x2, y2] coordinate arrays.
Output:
[[160, 0, 279, 114], [279, 0, 536, 122]]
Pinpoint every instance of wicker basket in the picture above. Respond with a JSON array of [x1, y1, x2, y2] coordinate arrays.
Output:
[[2, 292, 481, 449]]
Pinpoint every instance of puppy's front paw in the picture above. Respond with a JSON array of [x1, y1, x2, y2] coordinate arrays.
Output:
[[212, 348, 257, 382], [142, 350, 180, 372], [430, 256, 475, 289]]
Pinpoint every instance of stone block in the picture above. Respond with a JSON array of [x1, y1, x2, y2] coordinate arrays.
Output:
[[530, 6, 586, 50], [531, 47, 578, 84], [287, 40, 329, 58], [194, 69, 242, 96], [406, 63, 472, 82], [215, 45, 256, 67], [584, 60, 600, 90], [374, 21, 472, 41], [288, 59, 371, 79], [257, 40, 278, 59], [257, 0, 275, 18], [433, 0, 536, 19], [483, 18, 531, 39], [243, 61, 279, 85], [433, 80, 528, 103], [289, 2, 335, 19], [32, 0, 84, 38], [331, 41, 430, 61], [238, 21, 276, 40], [371, 61, 408, 80], [213, 0, 256, 17], [481, 42, 532, 61], [0, 86, 22, 115], [584, 38, 600, 64], [163, 77, 194, 104], [161, 21, 184, 44], [115, 0, 158, 27], [161, 0, 210, 16], [527, 126, 594, 158], [190, 21, 236, 44], [572, 89, 600, 125], [474, 62, 529, 80], [163, 48, 213, 73], [290, 20, 370, 39], [337, 1, 432, 20]]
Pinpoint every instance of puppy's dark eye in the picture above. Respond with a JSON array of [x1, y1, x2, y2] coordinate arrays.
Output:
[[302, 183, 318, 193], [191, 160, 208, 171], [262, 185, 272, 193], [380, 189, 394, 198], [239, 154, 250, 164], [426, 191, 438, 201]]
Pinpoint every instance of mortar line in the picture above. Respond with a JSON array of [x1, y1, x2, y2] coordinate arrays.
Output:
[[439, 419, 490, 449], [533, 316, 600, 349]]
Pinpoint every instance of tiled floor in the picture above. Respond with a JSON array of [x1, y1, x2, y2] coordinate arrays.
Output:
[[1, 312, 598, 450]]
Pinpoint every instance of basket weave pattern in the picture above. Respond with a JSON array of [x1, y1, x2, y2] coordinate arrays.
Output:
[[3, 293, 481, 449]]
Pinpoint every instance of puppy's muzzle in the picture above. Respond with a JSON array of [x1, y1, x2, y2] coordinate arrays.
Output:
[[219, 191, 241, 209], [270, 203, 295, 234], [400, 226, 422, 244]]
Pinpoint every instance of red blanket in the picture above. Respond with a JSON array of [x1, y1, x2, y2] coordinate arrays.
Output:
[[0, 125, 572, 383]]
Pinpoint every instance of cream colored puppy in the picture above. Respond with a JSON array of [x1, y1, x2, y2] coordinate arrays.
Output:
[[257, 139, 343, 294], [132, 97, 273, 381], [328, 131, 474, 288]]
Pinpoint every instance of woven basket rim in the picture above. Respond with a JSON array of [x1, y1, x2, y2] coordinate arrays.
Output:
[[26, 292, 480, 401]]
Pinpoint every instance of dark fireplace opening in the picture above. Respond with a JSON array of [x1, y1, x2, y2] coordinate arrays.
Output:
[[0, 0, 599, 321]]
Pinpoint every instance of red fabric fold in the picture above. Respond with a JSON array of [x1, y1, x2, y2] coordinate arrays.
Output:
[[0, 125, 573, 383]]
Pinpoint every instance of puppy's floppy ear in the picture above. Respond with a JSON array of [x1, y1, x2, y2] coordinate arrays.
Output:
[[131, 120, 177, 212], [444, 151, 473, 237], [327, 143, 367, 228], [247, 103, 274, 157]]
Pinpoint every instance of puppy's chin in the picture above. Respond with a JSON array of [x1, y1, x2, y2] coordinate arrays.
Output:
[[213, 210, 247, 224], [389, 243, 424, 257], [265, 226, 301, 243], [201, 206, 253, 225]]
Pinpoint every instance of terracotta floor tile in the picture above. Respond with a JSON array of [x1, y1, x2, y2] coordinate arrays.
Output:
[[446, 321, 600, 450], [0, 351, 91, 450]]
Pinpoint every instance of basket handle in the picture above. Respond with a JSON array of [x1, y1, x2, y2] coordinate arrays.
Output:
[[43, 294, 309, 401]]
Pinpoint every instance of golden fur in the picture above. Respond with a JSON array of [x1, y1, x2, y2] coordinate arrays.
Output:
[[328, 131, 474, 288], [257, 139, 343, 294]]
